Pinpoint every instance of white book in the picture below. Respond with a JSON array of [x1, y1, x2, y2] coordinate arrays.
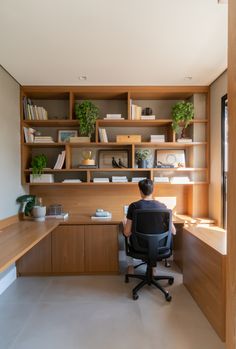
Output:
[[53, 153, 62, 169], [131, 177, 147, 182], [58, 150, 66, 169], [23, 127, 29, 143], [93, 178, 109, 183], [62, 179, 81, 183], [98, 128, 104, 142], [170, 176, 190, 184], [102, 128, 108, 143], [177, 138, 193, 143], [154, 177, 169, 183], [105, 114, 122, 118], [141, 115, 156, 120]]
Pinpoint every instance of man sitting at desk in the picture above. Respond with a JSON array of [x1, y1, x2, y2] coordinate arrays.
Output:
[[123, 178, 176, 274]]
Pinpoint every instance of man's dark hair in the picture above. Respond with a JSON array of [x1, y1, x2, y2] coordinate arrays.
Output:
[[138, 179, 154, 196]]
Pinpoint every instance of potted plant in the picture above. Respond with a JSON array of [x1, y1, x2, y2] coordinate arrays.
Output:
[[171, 101, 194, 139], [30, 154, 53, 183], [74, 101, 99, 142], [136, 149, 151, 168]]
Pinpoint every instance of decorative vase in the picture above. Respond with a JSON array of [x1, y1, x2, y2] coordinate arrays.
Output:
[[138, 160, 148, 168], [32, 206, 46, 222]]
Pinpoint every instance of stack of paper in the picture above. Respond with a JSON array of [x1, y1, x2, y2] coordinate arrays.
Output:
[[170, 176, 190, 184], [34, 136, 54, 143], [104, 114, 124, 120], [154, 177, 169, 183], [150, 135, 165, 143], [112, 176, 128, 183], [93, 178, 110, 183], [131, 177, 147, 183], [62, 179, 81, 183]]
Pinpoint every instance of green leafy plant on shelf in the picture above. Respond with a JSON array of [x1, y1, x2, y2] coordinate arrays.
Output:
[[171, 101, 194, 139], [31, 154, 47, 177], [136, 149, 151, 168], [74, 101, 99, 137]]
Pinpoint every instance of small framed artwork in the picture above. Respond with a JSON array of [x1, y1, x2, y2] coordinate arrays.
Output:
[[155, 149, 186, 168], [58, 130, 78, 143], [98, 149, 130, 168]]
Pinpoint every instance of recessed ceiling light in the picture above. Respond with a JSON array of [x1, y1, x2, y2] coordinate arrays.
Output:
[[185, 76, 192, 80], [78, 76, 87, 81]]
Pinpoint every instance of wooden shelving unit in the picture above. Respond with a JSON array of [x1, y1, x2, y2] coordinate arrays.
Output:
[[20, 85, 210, 217]]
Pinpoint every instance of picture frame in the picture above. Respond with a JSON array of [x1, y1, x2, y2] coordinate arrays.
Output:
[[98, 149, 130, 168], [58, 130, 78, 143], [155, 149, 186, 168]]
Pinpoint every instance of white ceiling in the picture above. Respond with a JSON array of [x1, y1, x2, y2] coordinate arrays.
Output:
[[0, 0, 228, 86]]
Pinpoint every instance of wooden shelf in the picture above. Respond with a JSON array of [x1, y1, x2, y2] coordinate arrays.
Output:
[[23, 143, 65, 147], [24, 167, 207, 173], [97, 119, 208, 127], [28, 181, 208, 186], [22, 120, 79, 127], [68, 141, 206, 148]]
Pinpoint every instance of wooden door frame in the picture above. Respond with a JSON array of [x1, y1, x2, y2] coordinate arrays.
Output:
[[226, 1, 236, 348]]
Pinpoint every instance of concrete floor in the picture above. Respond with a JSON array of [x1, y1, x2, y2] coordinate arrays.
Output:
[[0, 263, 225, 349]]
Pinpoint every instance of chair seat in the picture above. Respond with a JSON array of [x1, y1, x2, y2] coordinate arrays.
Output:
[[127, 243, 172, 261]]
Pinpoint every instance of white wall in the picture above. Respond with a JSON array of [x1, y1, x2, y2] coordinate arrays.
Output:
[[0, 66, 25, 293], [209, 71, 227, 226], [0, 66, 25, 220]]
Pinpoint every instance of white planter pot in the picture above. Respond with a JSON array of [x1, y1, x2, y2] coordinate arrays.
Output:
[[32, 206, 46, 222], [30, 174, 54, 183]]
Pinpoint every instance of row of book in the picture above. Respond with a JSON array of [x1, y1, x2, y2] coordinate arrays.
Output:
[[150, 135, 165, 143], [54, 151, 66, 169], [154, 176, 190, 183], [98, 128, 108, 142], [34, 136, 54, 143], [131, 103, 156, 120], [23, 97, 48, 120]]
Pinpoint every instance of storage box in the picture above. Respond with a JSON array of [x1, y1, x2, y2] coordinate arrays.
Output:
[[116, 135, 141, 143], [30, 174, 54, 183]]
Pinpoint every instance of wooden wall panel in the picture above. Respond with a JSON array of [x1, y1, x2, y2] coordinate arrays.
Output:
[[227, 0, 236, 348], [30, 185, 190, 217]]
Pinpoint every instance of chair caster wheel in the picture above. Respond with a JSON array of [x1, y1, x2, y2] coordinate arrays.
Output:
[[165, 293, 172, 302], [132, 293, 139, 300], [125, 276, 129, 283], [168, 278, 174, 285]]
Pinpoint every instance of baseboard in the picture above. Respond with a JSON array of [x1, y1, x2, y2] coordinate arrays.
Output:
[[0, 266, 17, 295]]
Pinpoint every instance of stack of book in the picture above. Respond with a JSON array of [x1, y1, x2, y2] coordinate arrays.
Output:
[[131, 177, 147, 183], [54, 151, 66, 169], [112, 176, 128, 183], [154, 177, 169, 183], [23, 97, 48, 120], [150, 135, 165, 143], [131, 104, 142, 120], [170, 176, 190, 184], [98, 128, 108, 142], [23, 127, 35, 143], [62, 179, 81, 183], [104, 114, 124, 120], [141, 115, 156, 120], [34, 136, 54, 143], [93, 178, 110, 183]]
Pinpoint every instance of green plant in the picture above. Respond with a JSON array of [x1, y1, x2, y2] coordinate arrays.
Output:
[[171, 101, 194, 137], [74, 101, 99, 137], [31, 154, 47, 177], [136, 149, 151, 161]]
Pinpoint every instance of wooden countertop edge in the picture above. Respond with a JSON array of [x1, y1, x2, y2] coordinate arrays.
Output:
[[183, 225, 227, 255], [0, 221, 59, 273]]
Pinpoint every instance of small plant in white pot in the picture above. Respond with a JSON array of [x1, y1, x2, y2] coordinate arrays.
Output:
[[136, 149, 151, 168], [30, 154, 53, 183], [74, 101, 99, 142]]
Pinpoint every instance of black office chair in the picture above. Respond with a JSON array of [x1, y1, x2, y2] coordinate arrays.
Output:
[[124, 209, 174, 301]]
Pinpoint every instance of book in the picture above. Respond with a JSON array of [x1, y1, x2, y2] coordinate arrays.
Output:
[[154, 177, 169, 183], [78, 165, 98, 168], [62, 179, 82, 183], [170, 176, 190, 184], [141, 115, 156, 120], [93, 178, 109, 183], [54, 151, 66, 169], [99, 128, 108, 143], [105, 114, 122, 119], [91, 214, 112, 220], [131, 104, 142, 120], [131, 177, 147, 182]]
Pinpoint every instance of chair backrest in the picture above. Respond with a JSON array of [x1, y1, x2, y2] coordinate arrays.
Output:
[[131, 209, 173, 262]]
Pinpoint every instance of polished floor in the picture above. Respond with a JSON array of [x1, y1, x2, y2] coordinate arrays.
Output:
[[0, 262, 225, 349]]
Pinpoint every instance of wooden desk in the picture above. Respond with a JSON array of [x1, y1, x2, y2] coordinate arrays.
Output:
[[0, 220, 58, 273], [174, 225, 226, 341]]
